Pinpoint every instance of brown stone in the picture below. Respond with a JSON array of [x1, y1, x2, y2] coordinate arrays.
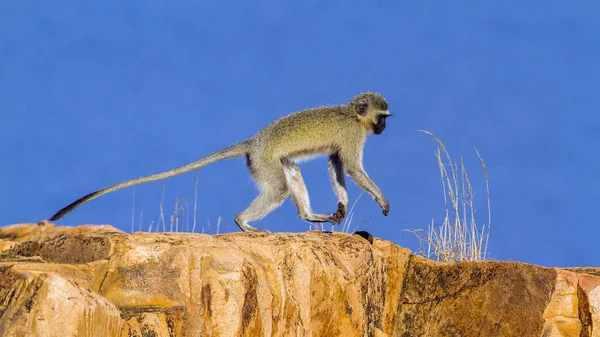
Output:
[[0, 221, 122, 242], [395, 256, 556, 336], [0, 223, 598, 336], [0, 264, 123, 336]]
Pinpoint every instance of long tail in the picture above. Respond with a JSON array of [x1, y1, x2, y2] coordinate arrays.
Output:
[[49, 140, 251, 221]]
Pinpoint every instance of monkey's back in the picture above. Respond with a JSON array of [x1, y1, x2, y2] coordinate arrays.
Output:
[[249, 106, 364, 162]]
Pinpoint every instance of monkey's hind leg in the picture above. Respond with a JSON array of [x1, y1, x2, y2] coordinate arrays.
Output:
[[234, 161, 289, 233], [281, 158, 334, 223]]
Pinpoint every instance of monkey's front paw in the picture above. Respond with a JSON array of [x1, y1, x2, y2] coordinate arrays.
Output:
[[379, 198, 390, 216]]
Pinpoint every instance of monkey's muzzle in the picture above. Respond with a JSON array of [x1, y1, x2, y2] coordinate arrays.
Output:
[[373, 115, 388, 134]]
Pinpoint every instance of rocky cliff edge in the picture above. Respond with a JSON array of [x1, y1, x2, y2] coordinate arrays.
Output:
[[0, 222, 598, 337]]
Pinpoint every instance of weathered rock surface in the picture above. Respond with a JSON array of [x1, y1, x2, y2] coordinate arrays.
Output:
[[0, 222, 597, 337]]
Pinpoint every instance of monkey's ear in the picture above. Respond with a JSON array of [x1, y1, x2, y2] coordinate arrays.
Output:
[[355, 99, 368, 116]]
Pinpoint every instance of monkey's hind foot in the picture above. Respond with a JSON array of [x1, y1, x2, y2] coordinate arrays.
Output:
[[328, 202, 347, 225], [329, 212, 345, 225], [234, 217, 271, 233], [239, 225, 271, 233]]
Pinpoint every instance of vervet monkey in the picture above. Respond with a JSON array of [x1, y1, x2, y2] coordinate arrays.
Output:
[[50, 92, 392, 232]]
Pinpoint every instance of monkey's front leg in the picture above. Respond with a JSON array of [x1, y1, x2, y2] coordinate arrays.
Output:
[[328, 154, 348, 224], [345, 165, 389, 216]]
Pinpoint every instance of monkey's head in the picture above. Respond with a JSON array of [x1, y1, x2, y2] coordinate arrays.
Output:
[[350, 92, 391, 135]]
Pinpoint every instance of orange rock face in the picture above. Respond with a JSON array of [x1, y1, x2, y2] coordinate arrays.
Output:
[[0, 223, 597, 337]]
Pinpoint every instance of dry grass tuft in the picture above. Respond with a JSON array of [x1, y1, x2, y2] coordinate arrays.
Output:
[[409, 130, 492, 263]]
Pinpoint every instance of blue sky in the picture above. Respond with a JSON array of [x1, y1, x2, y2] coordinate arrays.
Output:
[[1, 2, 598, 267]]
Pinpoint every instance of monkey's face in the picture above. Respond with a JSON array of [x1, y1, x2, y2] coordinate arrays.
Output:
[[372, 113, 390, 134], [351, 92, 391, 135]]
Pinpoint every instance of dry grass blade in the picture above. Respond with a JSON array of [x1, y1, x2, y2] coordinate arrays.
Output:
[[138, 207, 143, 232], [158, 182, 166, 232], [474, 147, 491, 259], [169, 197, 187, 232], [192, 173, 199, 233], [342, 189, 366, 233], [131, 187, 135, 233]]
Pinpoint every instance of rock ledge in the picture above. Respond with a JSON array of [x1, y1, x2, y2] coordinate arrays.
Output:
[[0, 223, 598, 337]]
